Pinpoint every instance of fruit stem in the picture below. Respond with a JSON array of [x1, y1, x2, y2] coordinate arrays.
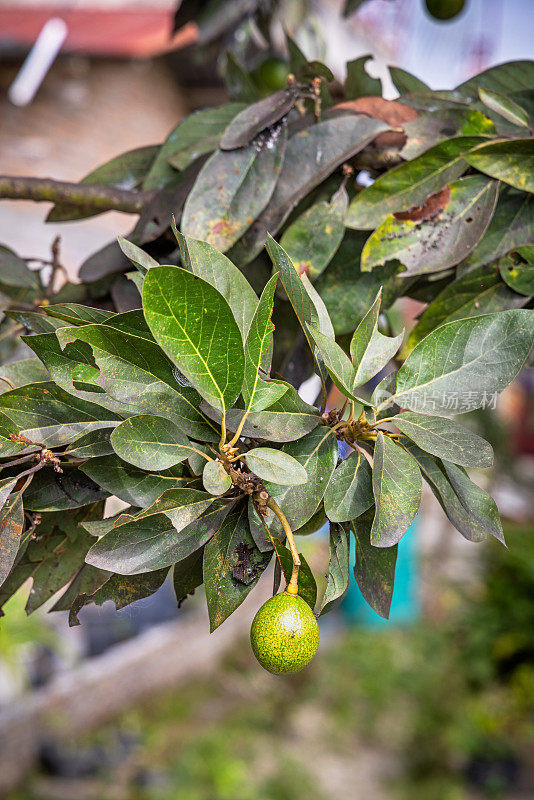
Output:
[[266, 497, 300, 593]]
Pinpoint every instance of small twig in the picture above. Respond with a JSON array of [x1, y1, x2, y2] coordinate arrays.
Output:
[[0, 375, 16, 391], [266, 497, 300, 594]]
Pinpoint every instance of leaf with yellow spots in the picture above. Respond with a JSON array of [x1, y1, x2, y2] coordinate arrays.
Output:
[[466, 139, 534, 194]]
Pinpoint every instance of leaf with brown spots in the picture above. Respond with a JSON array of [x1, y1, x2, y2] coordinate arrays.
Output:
[[0, 488, 24, 587], [181, 124, 287, 252], [361, 175, 499, 275], [334, 96, 419, 148]]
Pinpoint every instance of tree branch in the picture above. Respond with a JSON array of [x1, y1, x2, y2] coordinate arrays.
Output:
[[0, 175, 154, 214]]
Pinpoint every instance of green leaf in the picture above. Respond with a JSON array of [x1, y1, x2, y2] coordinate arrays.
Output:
[[393, 412, 493, 468], [85, 489, 225, 574], [0, 382, 122, 447], [44, 304, 115, 326], [245, 447, 307, 486], [324, 451, 373, 523], [0, 245, 39, 289], [55, 322, 219, 441], [143, 266, 245, 412], [320, 523, 350, 615], [306, 326, 355, 398], [498, 245, 534, 295], [459, 188, 534, 273], [393, 309, 534, 416], [0, 411, 27, 458], [465, 138, 534, 194], [23, 467, 109, 512], [205, 385, 320, 442], [0, 358, 49, 392], [203, 460, 232, 495], [220, 91, 296, 150], [110, 414, 196, 472], [46, 145, 158, 222], [478, 87, 530, 128], [371, 433, 422, 547], [314, 231, 403, 335], [117, 237, 158, 274], [181, 126, 287, 251], [272, 539, 317, 611], [81, 455, 188, 507], [389, 66, 430, 95], [144, 104, 245, 190], [164, 103, 247, 173], [456, 60, 534, 97], [404, 264, 529, 354], [229, 115, 389, 264], [362, 175, 499, 274], [204, 507, 271, 631], [243, 274, 288, 412], [402, 441, 489, 543], [346, 137, 485, 230], [350, 289, 403, 387], [345, 55, 382, 98], [66, 428, 114, 459], [0, 487, 25, 587], [264, 427, 337, 534], [401, 109, 495, 160], [175, 230, 258, 338], [351, 510, 397, 619], [441, 461, 504, 543], [279, 185, 348, 280], [224, 52, 262, 103], [173, 548, 205, 605]]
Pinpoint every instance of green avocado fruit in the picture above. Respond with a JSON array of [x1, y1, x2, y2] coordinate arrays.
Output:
[[424, 0, 466, 21], [250, 592, 320, 674]]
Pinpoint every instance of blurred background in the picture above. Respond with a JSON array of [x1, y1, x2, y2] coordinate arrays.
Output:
[[0, 1, 533, 799]]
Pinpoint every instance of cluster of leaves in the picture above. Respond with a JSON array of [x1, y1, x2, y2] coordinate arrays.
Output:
[[0, 51, 533, 633]]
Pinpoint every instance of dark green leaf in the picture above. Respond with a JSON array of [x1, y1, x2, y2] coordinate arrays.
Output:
[[442, 461, 504, 543], [165, 103, 247, 173], [456, 60, 534, 98], [245, 447, 307, 486], [349, 289, 403, 386], [371, 433, 422, 546], [81, 569, 169, 618], [351, 510, 397, 619], [478, 88, 530, 128], [345, 55, 381, 98], [181, 126, 287, 251], [56, 322, 219, 441], [0, 382, 122, 447], [229, 115, 388, 264], [0, 411, 27, 458], [66, 428, 114, 459], [404, 263, 529, 354], [401, 110, 495, 160], [389, 66, 430, 95], [324, 451, 373, 523], [272, 539, 317, 611], [173, 548, 205, 605], [143, 266, 245, 412], [347, 136, 485, 230], [220, 91, 296, 150], [264, 427, 337, 534], [465, 138, 534, 194], [498, 245, 534, 295], [85, 489, 225, 574], [458, 188, 534, 273], [362, 176, 498, 275], [225, 51, 262, 103], [79, 240, 131, 283], [0, 487, 24, 587], [393, 412, 493, 468], [44, 303, 115, 326], [110, 414, 196, 471], [23, 467, 109, 512], [81, 455, 188, 507], [176, 230, 258, 338], [243, 274, 288, 412], [320, 522, 350, 615], [46, 145, 158, 222], [203, 460, 232, 495], [0, 245, 39, 289], [314, 231, 403, 335], [204, 507, 271, 631], [280, 185, 348, 280], [0, 358, 49, 392], [393, 309, 534, 415]]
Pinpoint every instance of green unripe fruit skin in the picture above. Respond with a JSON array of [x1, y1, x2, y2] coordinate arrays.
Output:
[[424, 0, 465, 20], [250, 592, 319, 674]]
